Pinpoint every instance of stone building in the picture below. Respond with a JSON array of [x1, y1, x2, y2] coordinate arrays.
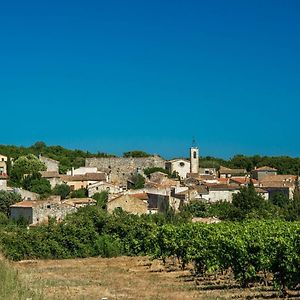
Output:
[[39, 155, 59, 172], [190, 147, 199, 174], [10, 197, 95, 225], [107, 193, 148, 215], [0, 154, 7, 176], [13, 188, 39, 200], [165, 159, 190, 180], [251, 166, 278, 180], [60, 173, 107, 191], [40, 171, 62, 188], [85, 156, 165, 185], [218, 166, 247, 178], [0, 174, 8, 191], [201, 184, 240, 203], [87, 181, 123, 197]]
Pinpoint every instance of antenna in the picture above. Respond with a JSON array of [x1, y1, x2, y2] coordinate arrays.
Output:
[[192, 137, 197, 147]]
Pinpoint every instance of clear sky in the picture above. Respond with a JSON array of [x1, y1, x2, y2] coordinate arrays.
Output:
[[1, 0, 299, 159]]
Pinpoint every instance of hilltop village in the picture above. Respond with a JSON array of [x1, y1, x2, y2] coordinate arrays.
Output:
[[0, 146, 298, 225]]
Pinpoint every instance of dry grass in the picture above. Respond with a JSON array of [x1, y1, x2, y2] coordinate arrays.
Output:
[[14, 256, 300, 300]]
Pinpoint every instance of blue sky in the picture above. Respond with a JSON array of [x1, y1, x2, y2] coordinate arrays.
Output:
[[1, 0, 299, 159]]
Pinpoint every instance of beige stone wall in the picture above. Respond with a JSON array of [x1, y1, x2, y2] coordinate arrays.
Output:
[[85, 156, 165, 185], [39, 156, 59, 172], [107, 194, 147, 215]]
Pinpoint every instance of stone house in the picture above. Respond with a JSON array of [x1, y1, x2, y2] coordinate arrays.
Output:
[[13, 188, 39, 200], [0, 174, 8, 191], [39, 155, 59, 172], [165, 159, 190, 180], [87, 181, 123, 197], [67, 167, 98, 176], [40, 171, 62, 188], [60, 173, 107, 191], [201, 184, 240, 203], [107, 193, 148, 215], [218, 166, 247, 178], [259, 174, 297, 199], [199, 168, 217, 177], [10, 197, 95, 225], [0, 154, 7, 175], [252, 166, 278, 180], [147, 189, 182, 214], [10, 199, 75, 225]]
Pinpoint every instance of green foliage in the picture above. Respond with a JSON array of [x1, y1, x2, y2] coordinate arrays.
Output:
[[232, 183, 265, 218], [52, 184, 70, 199], [123, 150, 151, 158], [0, 212, 9, 225], [29, 178, 51, 196], [1, 205, 300, 295], [0, 191, 21, 216], [130, 174, 145, 189], [271, 192, 289, 208], [0, 142, 115, 175], [92, 191, 109, 209], [70, 188, 88, 198], [10, 154, 46, 185], [143, 167, 169, 178]]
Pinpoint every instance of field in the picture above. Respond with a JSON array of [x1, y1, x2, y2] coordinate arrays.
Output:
[[13, 256, 299, 300]]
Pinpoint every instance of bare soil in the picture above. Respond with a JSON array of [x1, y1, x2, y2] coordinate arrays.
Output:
[[14, 256, 300, 300]]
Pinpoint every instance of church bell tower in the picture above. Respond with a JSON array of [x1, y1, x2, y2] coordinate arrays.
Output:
[[190, 140, 199, 174]]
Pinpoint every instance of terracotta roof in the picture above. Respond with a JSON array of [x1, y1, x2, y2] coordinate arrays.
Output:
[[10, 200, 54, 208], [260, 181, 294, 188], [0, 174, 8, 179], [205, 183, 240, 191], [260, 175, 297, 183], [60, 173, 107, 182], [254, 166, 277, 171], [216, 178, 229, 184], [230, 177, 258, 185]]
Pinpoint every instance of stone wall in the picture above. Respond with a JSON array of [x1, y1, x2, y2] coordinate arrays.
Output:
[[39, 156, 59, 172], [107, 194, 148, 215], [32, 202, 76, 224], [85, 156, 165, 185]]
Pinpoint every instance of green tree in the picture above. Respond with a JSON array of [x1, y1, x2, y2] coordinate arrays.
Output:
[[92, 191, 109, 209], [10, 154, 46, 185], [52, 184, 71, 199], [123, 151, 151, 158], [0, 191, 22, 216], [143, 167, 169, 178], [130, 174, 145, 189], [70, 188, 88, 198], [271, 192, 289, 208], [232, 182, 265, 217], [29, 178, 51, 196]]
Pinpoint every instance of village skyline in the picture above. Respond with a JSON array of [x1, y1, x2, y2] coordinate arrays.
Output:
[[1, 0, 300, 158]]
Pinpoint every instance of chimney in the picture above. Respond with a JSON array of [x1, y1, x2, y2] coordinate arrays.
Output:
[[71, 167, 74, 176]]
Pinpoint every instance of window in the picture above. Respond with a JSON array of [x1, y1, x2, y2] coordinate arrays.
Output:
[[47, 205, 51, 209], [179, 162, 185, 167], [193, 151, 197, 159]]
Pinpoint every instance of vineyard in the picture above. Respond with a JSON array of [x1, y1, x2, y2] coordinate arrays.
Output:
[[154, 221, 300, 296], [1, 207, 300, 297]]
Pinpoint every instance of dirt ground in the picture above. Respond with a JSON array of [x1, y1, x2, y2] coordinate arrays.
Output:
[[14, 256, 299, 300]]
